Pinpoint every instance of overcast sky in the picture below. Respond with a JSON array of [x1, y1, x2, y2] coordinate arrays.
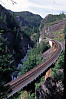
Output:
[[0, 0, 66, 18]]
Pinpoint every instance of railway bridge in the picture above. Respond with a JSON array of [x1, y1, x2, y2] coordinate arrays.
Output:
[[5, 40, 63, 98]]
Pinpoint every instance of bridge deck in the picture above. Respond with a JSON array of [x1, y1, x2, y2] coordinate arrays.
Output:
[[5, 40, 63, 98]]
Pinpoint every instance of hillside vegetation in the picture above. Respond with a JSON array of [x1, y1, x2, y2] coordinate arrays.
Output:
[[19, 41, 49, 76], [0, 4, 20, 98], [0, 4, 65, 99], [39, 13, 66, 42], [40, 13, 66, 30], [0, 5, 19, 30], [35, 13, 65, 99], [14, 11, 43, 38], [0, 5, 34, 98]]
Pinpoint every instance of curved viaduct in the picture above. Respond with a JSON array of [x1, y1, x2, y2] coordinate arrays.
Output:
[[6, 40, 63, 98]]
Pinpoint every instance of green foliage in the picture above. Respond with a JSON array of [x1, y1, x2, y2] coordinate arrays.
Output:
[[0, 12, 3, 21], [54, 32, 58, 35], [35, 76, 45, 90], [19, 48, 42, 75], [22, 25, 40, 40], [43, 33, 46, 39], [14, 11, 42, 28], [0, 33, 15, 98], [0, 5, 19, 29], [51, 49, 65, 81], [4, 14, 7, 24], [40, 13, 66, 30], [8, 91, 35, 99], [19, 41, 49, 76], [6, 12, 19, 29], [32, 33, 40, 42], [14, 11, 42, 37], [63, 26, 66, 39], [55, 49, 65, 69], [39, 41, 49, 53]]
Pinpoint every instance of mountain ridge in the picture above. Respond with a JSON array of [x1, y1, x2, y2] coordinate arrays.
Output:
[[13, 11, 43, 37]]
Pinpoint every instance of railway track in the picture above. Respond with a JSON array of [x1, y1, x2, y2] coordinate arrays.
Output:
[[5, 40, 63, 98]]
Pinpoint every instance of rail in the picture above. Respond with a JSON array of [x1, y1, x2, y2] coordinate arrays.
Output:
[[5, 40, 63, 98]]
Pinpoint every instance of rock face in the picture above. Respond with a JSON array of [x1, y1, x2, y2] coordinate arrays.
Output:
[[36, 77, 64, 99], [45, 68, 51, 80], [39, 14, 66, 41], [40, 19, 66, 39]]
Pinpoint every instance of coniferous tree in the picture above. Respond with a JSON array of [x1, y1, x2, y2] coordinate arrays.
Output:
[[0, 32, 15, 98], [4, 14, 6, 24], [0, 12, 3, 21], [0, 33, 15, 83]]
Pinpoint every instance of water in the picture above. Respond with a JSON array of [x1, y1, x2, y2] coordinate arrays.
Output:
[[11, 44, 30, 80], [39, 37, 42, 43]]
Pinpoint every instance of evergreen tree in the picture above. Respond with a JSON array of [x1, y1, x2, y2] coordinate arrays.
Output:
[[0, 33, 15, 98], [63, 27, 66, 39], [19, 41, 49, 76], [0, 12, 3, 21], [51, 49, 65, 81], [4, 14, 6, 24]]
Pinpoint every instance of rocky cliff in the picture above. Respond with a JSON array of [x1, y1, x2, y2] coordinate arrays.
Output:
[[45, 68, 51, 80], [39, 14, 66, 42], [36, 76, 64, 99]]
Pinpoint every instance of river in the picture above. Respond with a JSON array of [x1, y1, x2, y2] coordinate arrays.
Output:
[[11, 44, 31, 80]]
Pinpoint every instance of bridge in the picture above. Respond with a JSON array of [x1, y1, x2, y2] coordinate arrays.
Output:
[[5, 40, 63, 98]]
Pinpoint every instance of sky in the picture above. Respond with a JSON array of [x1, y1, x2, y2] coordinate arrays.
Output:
[[0, 0, 66, 18]]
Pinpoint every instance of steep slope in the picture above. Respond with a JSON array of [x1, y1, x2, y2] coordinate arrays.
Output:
[[0, 5, 33, 66], [0, 5, 19, 30], [39, 14, 66, 42], [0, 5, 35, 98], [14, 11, 43, 36], [39, 13, 65, 83], [36, 14, 65, 99], [14, 11, 42, 27]]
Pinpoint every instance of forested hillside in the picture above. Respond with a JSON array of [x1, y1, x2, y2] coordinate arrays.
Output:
[[39, 13, 66, 42], [0, 4, 33, 64], [0, 4, 34, 98], [40, 13, 66, 30], [14, 11, 43, 37], [0, 3, 65, 99], [35, 13, 65, 99]]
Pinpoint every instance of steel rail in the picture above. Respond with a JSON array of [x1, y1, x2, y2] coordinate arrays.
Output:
[[5, 40, 62, 98], [7, 40, 57, 86], [7, 41, 59, 88]]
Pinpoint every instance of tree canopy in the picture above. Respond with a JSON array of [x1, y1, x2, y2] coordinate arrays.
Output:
[[51, 49, 65, 81], [0, 33, 15, 98]]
